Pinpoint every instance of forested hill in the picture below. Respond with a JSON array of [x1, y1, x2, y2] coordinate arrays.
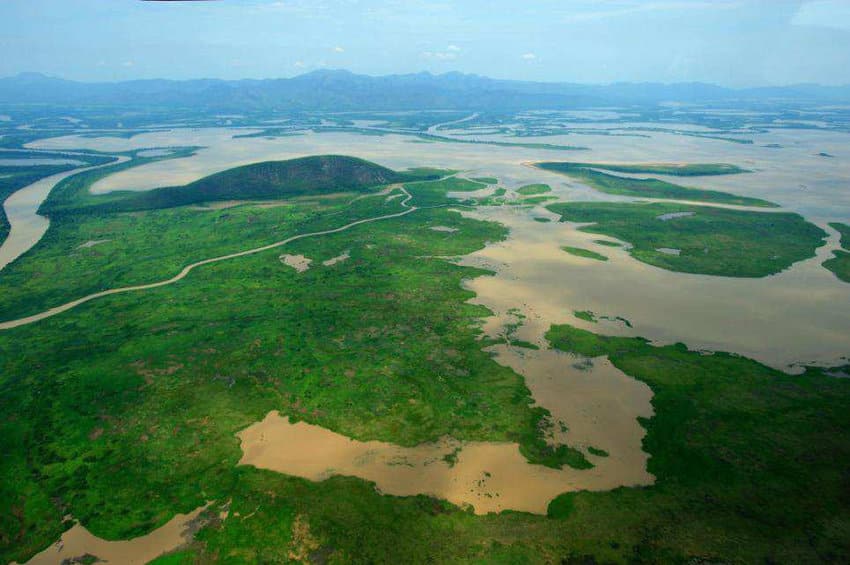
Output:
[[45, 155, 439, 215]]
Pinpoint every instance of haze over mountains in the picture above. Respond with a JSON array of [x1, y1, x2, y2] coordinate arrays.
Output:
[[3, 70, 850, 111]]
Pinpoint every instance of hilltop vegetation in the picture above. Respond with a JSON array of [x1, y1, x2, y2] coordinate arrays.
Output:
[[536, 161, 776, 207], [547, 201, 826, 277], [43, 155, 439, 215]]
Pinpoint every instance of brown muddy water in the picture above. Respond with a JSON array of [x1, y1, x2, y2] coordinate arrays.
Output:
[[237, 409, 651, 515], [19, 504, 209, 565]]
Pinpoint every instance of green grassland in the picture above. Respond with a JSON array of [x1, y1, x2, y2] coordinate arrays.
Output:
[[545, 324, 850, 563], [2, 153, 848, 563], [535, 161, 776, 207], [823, 222, 850, 283], [0, 169, 593, 564], [547, 201, 826, 277], [560, 246, 608, 261]]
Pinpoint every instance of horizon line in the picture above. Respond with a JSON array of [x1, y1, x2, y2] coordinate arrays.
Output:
[[4, 69, 850, 90]]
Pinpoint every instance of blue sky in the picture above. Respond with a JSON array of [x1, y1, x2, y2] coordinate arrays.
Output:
[[1, 0, 850, 86]]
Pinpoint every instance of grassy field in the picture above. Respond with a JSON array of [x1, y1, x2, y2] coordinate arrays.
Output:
[[547, 201, 826, 277], [535, 161, 776, 207], [823, 222, 850, 283], [545, 324, 850, 563], [561, 246, 608, 261]]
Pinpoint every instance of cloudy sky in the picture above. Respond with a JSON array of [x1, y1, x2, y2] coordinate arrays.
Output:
[[1, 0, 850, 86]]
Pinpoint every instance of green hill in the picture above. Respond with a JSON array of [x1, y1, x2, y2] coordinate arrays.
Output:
[[49, 155, 440, 215]]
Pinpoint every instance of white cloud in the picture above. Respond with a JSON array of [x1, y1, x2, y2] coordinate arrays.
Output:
[[521, 53, 537, 60], [121, 61, 134, 67], [333, 46, 345, 53], [293, 61, 306, 68], [447, 44, 461, 52]]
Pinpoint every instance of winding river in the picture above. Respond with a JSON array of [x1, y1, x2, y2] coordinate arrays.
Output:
[[0, 155, 129, 271]]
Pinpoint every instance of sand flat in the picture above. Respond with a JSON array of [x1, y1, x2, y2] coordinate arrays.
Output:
[[280, 253, 312, 272]]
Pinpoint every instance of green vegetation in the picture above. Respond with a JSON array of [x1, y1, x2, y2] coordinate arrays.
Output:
[[44, 155, 440, 216], [547, 201, 826, 277], [823, 222, 850, 283], [542, 162, 750, 177], [469, 176, 498, 184], [532, 217, 551, 223], [0, 152, 116, 243], [40, 146, 200, 214], [516, 183, 552, 196], [535, 161, 776, 207], [403, 176, 484, 207], [0, 162, 595, 564], [520, 195, 557, 205], [594, 239, 621, 247], [573, 310, 596, 323], [560, 246, 608, 261], [545, 323, 850, 562], [586, 446, 609, 457]]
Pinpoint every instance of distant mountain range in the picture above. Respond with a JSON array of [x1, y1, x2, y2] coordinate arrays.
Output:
[[2, 70, 849, 111]]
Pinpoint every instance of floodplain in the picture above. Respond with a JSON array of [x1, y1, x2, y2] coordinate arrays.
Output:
[[2, 107, 850, 563]]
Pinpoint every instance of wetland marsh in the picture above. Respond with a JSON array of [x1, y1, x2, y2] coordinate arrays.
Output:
[[2, 110, 850, 564]]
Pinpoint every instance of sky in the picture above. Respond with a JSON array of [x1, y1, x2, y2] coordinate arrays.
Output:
[[1, 0, 850, 87]]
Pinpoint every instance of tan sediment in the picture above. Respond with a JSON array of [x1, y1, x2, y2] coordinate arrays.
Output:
[[237, 410, 652, 515], [0, 155, 130, 271], [429, 226, 458, 233], [322, 250, 350, 266], [457, 205, 850, 371], [20, 503, 209, 565], [280, 253, 313, 272]]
